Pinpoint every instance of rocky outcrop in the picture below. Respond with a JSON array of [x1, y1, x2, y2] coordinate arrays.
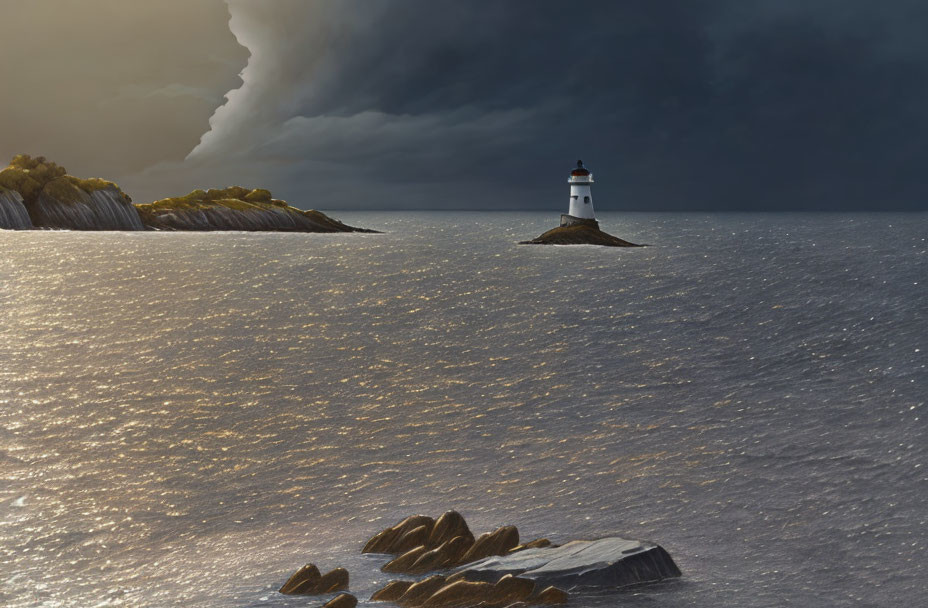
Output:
[[278, 564, 349, 595], [369, 573, 566, 607], [520, 224, 642, 247], [363, 515, 437, 554], [370, 580, 414, 602], [364, 511, 545, 575], [0, 188, 32, 229], [323, 593, 358, 608], [0, 155, 143, 230], [281, 513, 679, 607], [135, 187, 377, 233], [459, 526, 520, 564], [533, 586, 569, 604], [452, 537, 681, 589]]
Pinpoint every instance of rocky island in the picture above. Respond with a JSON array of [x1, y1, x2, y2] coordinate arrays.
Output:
[[521, 160, 643, 247], [0, 154, 374, 233], [520, 219, 643, 247], [136, 187, 375, 232], [0, 154, 142, 230]]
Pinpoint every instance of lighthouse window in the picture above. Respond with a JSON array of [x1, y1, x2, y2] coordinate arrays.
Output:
[[571, 195, 578, 200], [584, 196, 590, 204]]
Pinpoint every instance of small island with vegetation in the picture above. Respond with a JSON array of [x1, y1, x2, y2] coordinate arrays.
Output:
[[0, 154, 376, 233], [520, 217, 643, 247], [521, 161, 643, 247], [0, 154, 142, 230], [136, 187, 376, 233], [520, 222, 643, 247]]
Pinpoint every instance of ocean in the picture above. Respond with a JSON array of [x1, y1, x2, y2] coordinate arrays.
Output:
[[0, 212, 925, 608]]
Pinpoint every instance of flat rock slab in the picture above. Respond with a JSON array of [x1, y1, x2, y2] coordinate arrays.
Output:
[[454, 537, 681, 589]]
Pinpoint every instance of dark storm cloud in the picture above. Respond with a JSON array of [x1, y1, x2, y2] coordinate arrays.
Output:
[[0, 1, 246, 180], [137, 1, 928, 209]]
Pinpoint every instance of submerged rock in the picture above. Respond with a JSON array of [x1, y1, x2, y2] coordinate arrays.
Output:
[[453, 537, 681, 589], [278, 564, 348, 595], [0, 154, 143, 230], [323, 593, 358, 608], [520, 223, 642, 247], [0, 188, 32, 229], [135, 187, 377, 233]]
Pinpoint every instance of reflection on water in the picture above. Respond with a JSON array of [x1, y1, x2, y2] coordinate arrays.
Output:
[[0, 213, 925, 607]]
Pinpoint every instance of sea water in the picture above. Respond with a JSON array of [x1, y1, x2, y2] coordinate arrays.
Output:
[[0, 212, 925, 608]]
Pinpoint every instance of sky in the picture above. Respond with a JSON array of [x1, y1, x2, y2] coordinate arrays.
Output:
[[2, 0, 927, 211]]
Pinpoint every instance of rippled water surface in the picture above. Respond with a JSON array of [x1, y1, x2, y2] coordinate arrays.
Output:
[[1, 213, 925, 608]]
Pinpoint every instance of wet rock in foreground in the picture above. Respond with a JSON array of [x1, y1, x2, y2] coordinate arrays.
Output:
[[278, 564, 349, 595], [452, 537, 680, 589], [323, 593, 358, 608], [369, 573, 561, 607]]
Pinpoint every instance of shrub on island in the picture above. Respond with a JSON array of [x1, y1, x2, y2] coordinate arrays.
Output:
[[0, 154, 141, 230], [0, 155, 131, 204]]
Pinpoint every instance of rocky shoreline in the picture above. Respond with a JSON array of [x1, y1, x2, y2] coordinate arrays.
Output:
[[278, 510, 680, 607], [0, 154, 375, 233]]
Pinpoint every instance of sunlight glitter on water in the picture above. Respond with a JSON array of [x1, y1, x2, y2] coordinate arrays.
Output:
[[0, 213, 925, 608]]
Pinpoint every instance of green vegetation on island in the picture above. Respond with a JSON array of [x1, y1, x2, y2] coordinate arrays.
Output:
[[136, 187, 377, 232], [0, 154, 130, 206], [0, 154, 376, 233], [0, 154, 141, 230], [520, 223, 642, 247]]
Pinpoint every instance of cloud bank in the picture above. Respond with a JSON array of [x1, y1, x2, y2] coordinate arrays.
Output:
[[165, 0, 928, 211]]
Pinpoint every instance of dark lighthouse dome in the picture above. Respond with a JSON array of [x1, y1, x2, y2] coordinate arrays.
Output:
[[571, 160, 591, 176]]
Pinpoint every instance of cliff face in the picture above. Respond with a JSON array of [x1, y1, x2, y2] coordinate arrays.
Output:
[[30, 178, 144, 231], [136, 187, 376, 233], [0, 155, 143, 231], [0, 188, 33, 229]]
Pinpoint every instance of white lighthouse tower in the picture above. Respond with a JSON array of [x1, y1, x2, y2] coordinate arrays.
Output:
[[561, 160, 598, 228]]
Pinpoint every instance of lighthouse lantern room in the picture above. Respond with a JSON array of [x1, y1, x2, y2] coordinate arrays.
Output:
[[561, 160, 598, 228]]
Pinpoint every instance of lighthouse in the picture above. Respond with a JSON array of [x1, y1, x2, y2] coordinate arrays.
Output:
[[561, 160, 598, 228]]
